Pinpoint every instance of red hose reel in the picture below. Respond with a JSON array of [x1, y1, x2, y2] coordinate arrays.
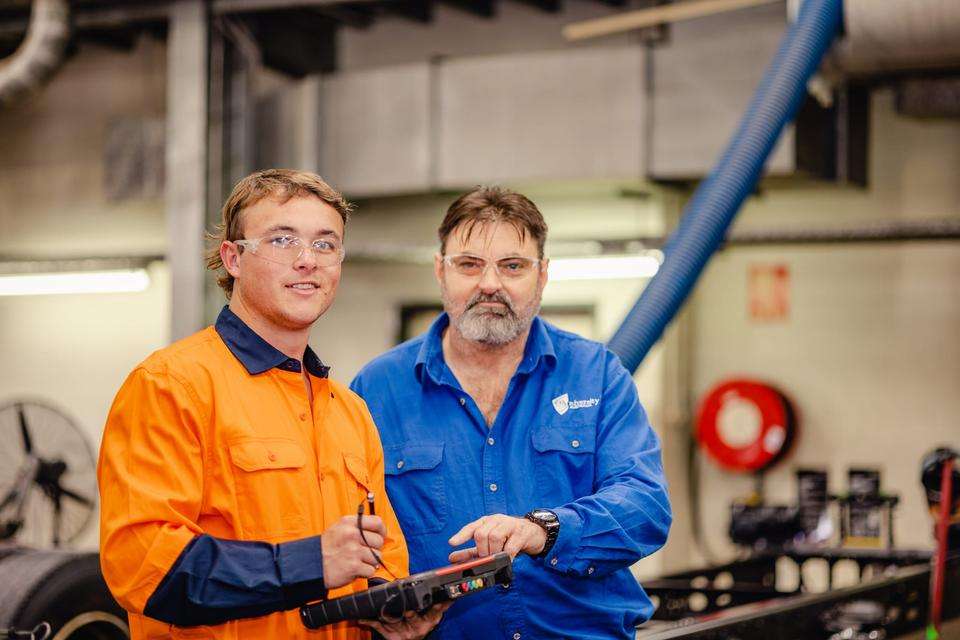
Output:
[[696, 379, 797, 473]]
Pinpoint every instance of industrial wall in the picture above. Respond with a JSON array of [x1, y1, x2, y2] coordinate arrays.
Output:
[[337, 1, 640, 71], [687, 89, 960, 564], [0, 38, 168, 550]]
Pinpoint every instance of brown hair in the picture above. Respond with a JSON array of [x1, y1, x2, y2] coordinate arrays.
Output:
[[438, 186, 548, 257], [206, 169, 353, 298]]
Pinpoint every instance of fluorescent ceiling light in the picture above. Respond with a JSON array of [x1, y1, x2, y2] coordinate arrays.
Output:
[[0, 269, 150, 297], [549, 255, 660, 281]]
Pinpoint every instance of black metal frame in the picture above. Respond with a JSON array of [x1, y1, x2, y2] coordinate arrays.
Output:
[[640, 550, 958, 639]]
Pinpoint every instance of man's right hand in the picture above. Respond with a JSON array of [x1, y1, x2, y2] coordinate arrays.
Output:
[[322, 514, 386, 589]]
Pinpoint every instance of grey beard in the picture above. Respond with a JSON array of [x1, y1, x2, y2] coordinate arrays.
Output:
[[444, 289, 539, 346]]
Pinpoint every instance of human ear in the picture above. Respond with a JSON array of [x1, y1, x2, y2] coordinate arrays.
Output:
[[221, 241, 241, 278], [433, 253, 444, 285]]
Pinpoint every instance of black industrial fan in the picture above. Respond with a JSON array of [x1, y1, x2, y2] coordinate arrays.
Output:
[[0, 400, 96, 548]]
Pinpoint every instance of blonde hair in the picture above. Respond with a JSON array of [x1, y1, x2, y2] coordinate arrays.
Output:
[[206, 169, 353, 298]]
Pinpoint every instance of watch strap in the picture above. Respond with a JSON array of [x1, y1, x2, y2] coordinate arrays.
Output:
[[525, 510, 560, 558]]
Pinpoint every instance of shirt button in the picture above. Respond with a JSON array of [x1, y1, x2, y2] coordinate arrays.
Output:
[[571, 439, 580, 448], [550, 557, 558, 566], [268, 452, 277, 462], [397, 460, 405, 470], [489, 483, 498, 492], [299, 413, 308, 421], [487, 437, 495, 446], [588, 566, 595, 574], [513, 634, 521, 640], [459, 397, 466, 406]]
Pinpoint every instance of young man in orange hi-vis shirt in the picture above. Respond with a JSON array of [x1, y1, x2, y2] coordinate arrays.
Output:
[[98, 170, 446, 640]]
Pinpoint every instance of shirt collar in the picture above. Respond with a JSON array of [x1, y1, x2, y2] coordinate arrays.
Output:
[[414, 313, 449, 385], [215, 306, 330, 378], [415, 312, 556, 385], [518, 315, 557, 374]]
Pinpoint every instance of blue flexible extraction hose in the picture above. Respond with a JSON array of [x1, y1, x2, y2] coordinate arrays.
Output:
[[607, 0, 844, 373]]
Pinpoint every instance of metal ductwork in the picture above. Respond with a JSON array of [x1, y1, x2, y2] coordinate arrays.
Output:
[[0, 0, 71, 107], [831, 0, 960, 75]]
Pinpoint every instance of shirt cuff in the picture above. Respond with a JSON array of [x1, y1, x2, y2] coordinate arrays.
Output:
[[542, 506, 583, 574], [277, 535, 327, 607]]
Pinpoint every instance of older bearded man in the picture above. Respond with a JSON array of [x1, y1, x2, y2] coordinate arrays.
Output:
[[350, 187, 672, 640]]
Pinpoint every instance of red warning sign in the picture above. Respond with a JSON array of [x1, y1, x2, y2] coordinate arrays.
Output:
[[749, 264, 790, 321]]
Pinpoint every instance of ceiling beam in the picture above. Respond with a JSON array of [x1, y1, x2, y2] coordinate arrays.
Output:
[[212, 0, 381, 13], [242, 9, 337, 75], [439, 0, 496, 18], [511, 0, 561, 12], [384, 0, 434, 23], [307, 3, 375, 28]]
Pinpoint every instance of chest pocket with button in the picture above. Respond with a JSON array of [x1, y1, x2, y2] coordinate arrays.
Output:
[[383, 443, 446, 536], [227, 437, 310, 540], [342, 451, 373, 502], [531, 424, 596, 505]]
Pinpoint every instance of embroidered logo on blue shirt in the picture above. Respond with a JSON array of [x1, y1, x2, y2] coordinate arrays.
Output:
[[552, 393, 600, 415]]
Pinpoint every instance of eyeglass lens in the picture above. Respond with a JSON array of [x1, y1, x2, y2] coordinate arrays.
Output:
[[448, 255, 537, 278], [251, 235, 343, 266]]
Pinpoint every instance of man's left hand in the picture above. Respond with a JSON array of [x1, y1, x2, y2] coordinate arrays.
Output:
[[359, 602, 450, 640], [447, 514, 547, 563]]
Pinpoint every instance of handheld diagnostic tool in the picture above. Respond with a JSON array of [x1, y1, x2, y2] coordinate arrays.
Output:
[[300, 552, 512, 629]]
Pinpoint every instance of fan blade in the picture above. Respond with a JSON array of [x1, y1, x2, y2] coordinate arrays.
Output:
[[60, 486, 94, 507], [563, 0, 782, 41], [0, 486, 18, 511], [17, 403, 34, 455], [52, 492, 62, 547]]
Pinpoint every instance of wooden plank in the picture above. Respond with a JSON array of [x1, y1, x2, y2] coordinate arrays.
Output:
[[562, 0, 782, 41]]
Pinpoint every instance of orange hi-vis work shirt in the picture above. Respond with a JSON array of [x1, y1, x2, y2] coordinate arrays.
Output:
[[98, 307, 408, 640]]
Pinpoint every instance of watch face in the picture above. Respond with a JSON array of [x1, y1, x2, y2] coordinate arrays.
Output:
[[532, 509, 558, 523]]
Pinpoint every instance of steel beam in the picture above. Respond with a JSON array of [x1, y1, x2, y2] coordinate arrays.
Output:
[[166, 0, 208, 341]]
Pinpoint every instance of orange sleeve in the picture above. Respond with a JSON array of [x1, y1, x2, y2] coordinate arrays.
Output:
[[360, 403, 409, 582], [97, 365, 205, 614]]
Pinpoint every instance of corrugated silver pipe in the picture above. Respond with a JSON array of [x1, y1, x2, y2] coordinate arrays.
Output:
[[0, 0, 71, 107], [834, 0, 960, 74]]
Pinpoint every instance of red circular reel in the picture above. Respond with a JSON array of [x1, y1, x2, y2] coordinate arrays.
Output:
[[696, 379, 797, 473]]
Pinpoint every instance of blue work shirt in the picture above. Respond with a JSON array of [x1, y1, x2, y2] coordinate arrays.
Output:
[[351, 313, 671, 640]]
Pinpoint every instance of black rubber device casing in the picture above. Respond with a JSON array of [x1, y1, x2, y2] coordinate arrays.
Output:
[[300, 552, 513, 629]]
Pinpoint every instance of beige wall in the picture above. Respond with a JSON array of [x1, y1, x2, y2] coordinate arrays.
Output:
[[0, 262, 170, 550], [0, 38, 169, 550], [684, 89, 960, 565], [338, 1, 642, 71], [0, 38, 166, 259]]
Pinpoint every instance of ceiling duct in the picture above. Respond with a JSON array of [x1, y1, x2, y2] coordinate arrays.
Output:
[[829, 0, 960, 75], [0, 0, 71, 107]]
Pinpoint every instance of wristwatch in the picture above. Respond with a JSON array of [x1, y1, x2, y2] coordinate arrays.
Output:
[[524, 509, 560, 558]]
